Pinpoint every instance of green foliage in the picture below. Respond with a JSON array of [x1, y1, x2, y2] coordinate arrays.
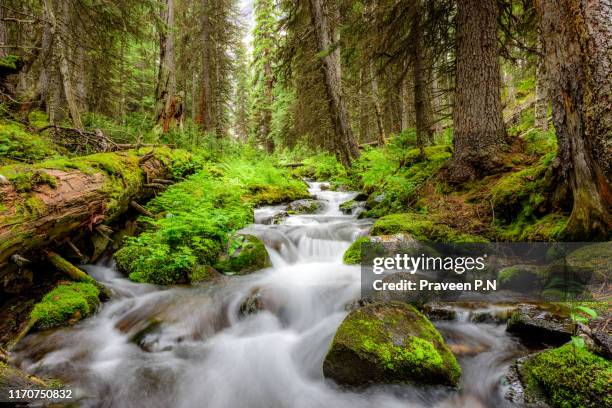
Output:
[[9, 170, 57, 193], [30, 282, 100, 330], [215, 234, 271, 275], [0, 55, 20, 73], [116, 155, 307, 284], [522, 344, 612, 408]]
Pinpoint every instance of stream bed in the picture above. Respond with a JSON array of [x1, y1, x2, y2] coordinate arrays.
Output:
[[13, 182, 530, 408]]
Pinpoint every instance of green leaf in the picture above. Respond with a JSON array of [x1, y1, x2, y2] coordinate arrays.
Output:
[[575, 306, 598, 319], [571, 336, 585, 349], [571, 313, 589, 324]]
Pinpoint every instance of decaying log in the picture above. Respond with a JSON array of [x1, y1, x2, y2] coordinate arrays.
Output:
[[65, 239, 87, 262], [138, 150, 155, 164], [45, 251, 92, 283], [130, 200, 154, 218], [282, 162, 304, 168], [144, 183, 166, 190], [0, 150, 178, 269]]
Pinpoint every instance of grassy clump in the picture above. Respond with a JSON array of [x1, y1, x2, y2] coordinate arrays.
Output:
[[521, 343, 612, 408], [214, 234, 271, 275], [371, 213, 488, 243], [115, 156, 307, 284], [30, 282, 100, 330]]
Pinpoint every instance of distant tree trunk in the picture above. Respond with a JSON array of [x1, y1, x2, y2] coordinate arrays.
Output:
[[446, 0, 505, 183], [534, 41, 548, 131], [369, 62, 385, 146], [536, 0, 612, 239], [43, 0, 83, 129], [0, 5, 7, 58], [411, 9, 432, 155], [307, 0, 359, 167], [400, 62, 415, 131], [262, 50, 275, 152], [197, 0, 213, 132], [155, 0, 177, 133]]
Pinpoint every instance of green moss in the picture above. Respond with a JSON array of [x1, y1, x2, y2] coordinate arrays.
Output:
[[30, 282, 100, 330], [215, 234, 271, 275], [496, 213, 569, 242], [27, 110, 50, 128], [9, 170, 57, 192], [0, 55, 20, 72], [327, 302, 461, 386], [371, 213, 488, 243], [343, 237, 369, 264], [522, 344, 612, 408], [0, 120, 60, 165]]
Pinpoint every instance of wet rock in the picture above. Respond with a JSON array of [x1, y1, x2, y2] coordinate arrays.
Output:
[[0, 362, 56, 397], [344, 297, 375, 312], [365, 193, 386, 210], [339, 199, 366, 215], [506, 304, 572, 345], [342, 233, 417, 265], [319, 183, 331, 191], [421, 303, 457, 321], [188, 265, 224, 283], [287, 199, 321, 214], [323, 301, 461, 387], [353, 192, 368, 202], [239, 287, 281, 316], [589, 314, 612, 359], [469, 308, 517, 324], [130, 318, 163, 352], [214, 234, 271, 275], [504, 356, 552, 408]]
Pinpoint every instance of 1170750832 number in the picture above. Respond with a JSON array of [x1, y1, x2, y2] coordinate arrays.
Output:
[[5, 388, 73, 402]]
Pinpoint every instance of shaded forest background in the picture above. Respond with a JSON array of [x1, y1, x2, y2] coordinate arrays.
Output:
[[0, 0, 610, 240]]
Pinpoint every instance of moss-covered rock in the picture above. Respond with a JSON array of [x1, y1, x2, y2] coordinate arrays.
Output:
[[0, 361, 58, 398], [323, 301, 461, 387], [498, 265, 544, 290], [30, 282, 100, 330], [371, 213, 488, 243], [215, 234, 271, 275], [566, 243, 611, 285], [287, 199, 321, 214], [343, 237, 370, 264], [519, 344, 612, 408]]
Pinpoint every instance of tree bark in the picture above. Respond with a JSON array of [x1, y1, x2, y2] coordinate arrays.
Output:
[[0, 5, 7, 58], [196, 0, 213, 132], [536, 0, 612, 239], [155, 0, 177, 133], [0, 151, 180, 270], [369, 62, 385, 146], [446, 0, 506, 183], [411, 7, 432, 155], [43, 0, 83, 130], [307, 0, 359, 167], [534, 46, 548, 131]]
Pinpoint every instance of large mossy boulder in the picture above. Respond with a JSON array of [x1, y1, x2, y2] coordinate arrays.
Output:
[[518, 344, 612, 408], [215, 234, 271, 275], [323, 301, 461, 387], [370, 213, 487, 243], [30, 282, 100, 330]]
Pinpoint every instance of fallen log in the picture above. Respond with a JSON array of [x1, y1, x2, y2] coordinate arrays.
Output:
[[0, 150, 189, 271], [130, 200, 154, 217]]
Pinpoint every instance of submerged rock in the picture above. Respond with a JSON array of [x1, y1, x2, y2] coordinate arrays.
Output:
[[339, 199, 366, 216], [287, 199, 321, 214], [506, 304, 572, 345], [323, 301, 461, 387], [215, 234, 271, 275]]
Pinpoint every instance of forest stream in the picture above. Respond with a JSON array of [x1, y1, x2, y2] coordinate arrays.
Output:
[[11, 182, 530, 408]]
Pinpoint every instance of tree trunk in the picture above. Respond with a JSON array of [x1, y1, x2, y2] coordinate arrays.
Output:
[[534, 41, 548, 131], [446, 0, 506, 184], [155, 0, 177, 133], [536, 0, 612, 239], [400, 63, 415, 131], [0, 5, 7, 58], [307, 0, 359, 167], [43, 0, 83, 130], [412, 9, 432, 155], [197, 0, 213, 132], [262, 52, 275, 152], [369, 62, 385, 146], [0, 151, 182, 271]]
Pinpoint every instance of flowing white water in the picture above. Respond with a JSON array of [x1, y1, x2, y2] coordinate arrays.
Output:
[[13, 182, 527, 408]]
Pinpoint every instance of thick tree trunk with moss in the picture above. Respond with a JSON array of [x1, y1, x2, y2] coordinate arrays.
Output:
[[536, 0, 612, 239], [0, 5, 7, 59], [446, 0, 506, 184], [307, 0, 359, 167], [0, 150, 181, 273]]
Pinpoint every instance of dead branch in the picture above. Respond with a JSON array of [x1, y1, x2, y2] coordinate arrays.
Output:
[[130, 201, 154, 217]]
